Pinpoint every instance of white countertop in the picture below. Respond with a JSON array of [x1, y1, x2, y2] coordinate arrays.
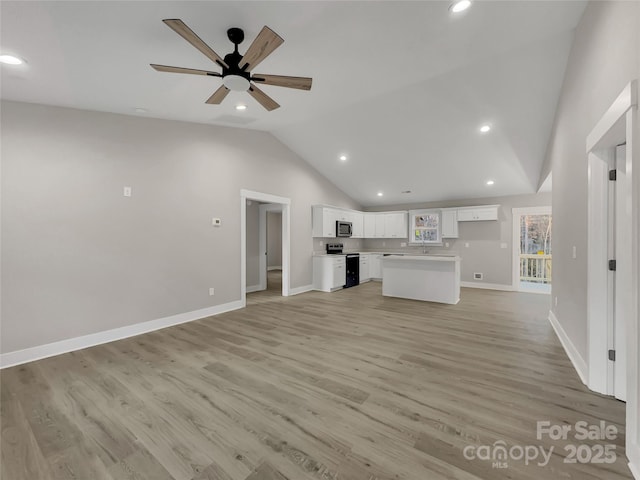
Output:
[[313, 251, 459, 261], [382, 254, 460, 262]]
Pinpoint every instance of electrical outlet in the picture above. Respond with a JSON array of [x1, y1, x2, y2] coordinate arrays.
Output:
[[400, 242, 407, 247], [212, 218, 221, 227], [465, 242, 470, 248], [500, 243, 508, 249], [555, 296, 558, 306], [123, 186, 132, 197], [572, 246, 577, 259], [382, 241, 386, 247], [445, 242, 449, 248], [474, 272, 483, 280], [209, 288, 215, 296]]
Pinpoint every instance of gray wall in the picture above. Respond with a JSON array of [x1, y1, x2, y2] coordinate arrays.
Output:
[[1, 101, 359, 353], [267, 212, 282, 269], [543, 1, 640, 361], [246, 201, 260, 287], [365, 193, 552, 286]]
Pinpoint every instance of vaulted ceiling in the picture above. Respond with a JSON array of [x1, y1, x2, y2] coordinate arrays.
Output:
[[0, 1, 585, 206]]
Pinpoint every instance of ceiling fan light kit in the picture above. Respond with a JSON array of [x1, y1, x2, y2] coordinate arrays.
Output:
[[151, 20, 312, 111]]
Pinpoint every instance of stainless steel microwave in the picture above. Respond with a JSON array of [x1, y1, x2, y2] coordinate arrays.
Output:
[[336, 220, 353, 237]]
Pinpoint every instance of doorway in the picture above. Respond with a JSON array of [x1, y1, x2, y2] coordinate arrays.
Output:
[[240, 190, 290, 306], [512, 206, 552, 294], [585, 80, 637, 476]]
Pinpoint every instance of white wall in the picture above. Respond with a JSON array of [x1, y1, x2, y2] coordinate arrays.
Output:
[[544, 0, 640, 363], [365, 193, 552, 287], [246, 201, 260, 287], [0, 101, 360, 354], [267, 211, 282, 268]]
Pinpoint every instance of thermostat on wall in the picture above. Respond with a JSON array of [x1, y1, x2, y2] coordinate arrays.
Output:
[[212, 218, 221, 227]]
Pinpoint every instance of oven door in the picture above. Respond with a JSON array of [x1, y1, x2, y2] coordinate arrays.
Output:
[[336, 221, 352, 237]]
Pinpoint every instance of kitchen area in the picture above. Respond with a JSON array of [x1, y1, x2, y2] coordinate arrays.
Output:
[[311, 204, 500, 304]]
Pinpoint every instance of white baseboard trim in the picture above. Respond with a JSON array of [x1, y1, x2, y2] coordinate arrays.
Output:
[[630, 460, 639, 480], [461, 281, 514, 291], [267, 266, 282, 271], [629, 445, 640, 480], [548, 310, 588, 385], [289, 284, 313, 296], [0, 300, 244, 369], [246, 284, 263, 293]]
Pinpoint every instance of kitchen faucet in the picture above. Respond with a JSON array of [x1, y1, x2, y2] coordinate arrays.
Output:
[[421, 236, 429, 254]]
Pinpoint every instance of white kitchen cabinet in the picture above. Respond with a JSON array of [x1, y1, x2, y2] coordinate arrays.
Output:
[[457, 205, 499, 222], [441, 208, 459, 238], [359, 254, 370, 282], [351, 212, 364, 238], [312, 205, 408, 239], [369, 254, 383, 280], [312, 206, 337, 237], [374, 214, 386, 238], [363, 213, 376, 238], [313, 255, 346, 292], [384, 212, 408, 238]]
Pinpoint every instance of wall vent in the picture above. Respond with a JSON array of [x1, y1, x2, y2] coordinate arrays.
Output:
[[474, 272, 483, 280]]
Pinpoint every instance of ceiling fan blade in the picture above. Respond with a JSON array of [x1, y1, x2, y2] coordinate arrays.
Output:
[[248, 83, 280, 111], [163, 19, 229, 69], [251, 74, 312, 90], [151, 64, 221, 77], [206, 85, 230, 104], [239, 26, 284, 71]]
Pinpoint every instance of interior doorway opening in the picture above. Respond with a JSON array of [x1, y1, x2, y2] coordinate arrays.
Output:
[[240, 190, 290, 307]]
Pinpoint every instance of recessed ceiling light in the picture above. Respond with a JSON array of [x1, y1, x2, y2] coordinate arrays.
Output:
[[339, 154, 347, 161], [235, 104, 247, 111], [486, 180, 495, 186], [480, 124, 491, 133], [0, 54, 24, 65], [450, 0, 472, 13], [377, 192, 384, 197]]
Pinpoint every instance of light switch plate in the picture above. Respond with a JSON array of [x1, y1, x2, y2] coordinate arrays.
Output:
[[123, 186, 132, 197], [212, 218, 221, 227]]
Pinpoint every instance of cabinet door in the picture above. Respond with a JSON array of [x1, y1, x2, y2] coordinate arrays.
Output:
[[351, 212, 364, 238], [332, 258, 346, 288], [374, 214, 386, 238], [369, 254, 382, 279], [364, 213, 376, 238], [385, 213, 407, 238], [322, 208, 338, 237], [359, 256, 369, 281], [441, 209, 459, 238]]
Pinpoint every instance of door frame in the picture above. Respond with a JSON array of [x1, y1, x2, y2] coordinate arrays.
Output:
[[511, 206, 552, 292], [258, 204, 284, 291], [586, 80, 638, 477], [240, 189, 290, 305]]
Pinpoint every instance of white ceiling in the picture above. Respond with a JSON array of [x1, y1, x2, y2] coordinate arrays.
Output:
[[0, 1, 585, 206]]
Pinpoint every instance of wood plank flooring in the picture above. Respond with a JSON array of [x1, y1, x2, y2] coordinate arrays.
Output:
[[1, 273, 632, 479]]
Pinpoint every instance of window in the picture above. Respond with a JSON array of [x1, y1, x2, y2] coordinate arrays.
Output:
[[409, 209, 442, 244]]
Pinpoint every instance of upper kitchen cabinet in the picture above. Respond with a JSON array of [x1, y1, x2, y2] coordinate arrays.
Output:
[[384, 212, 408, 238], [441, 208, 459, 238], [457, 205, 499, 222], [363, 213, 376, 238], [312, 206, 338, 237], [351, 212, 364, 238], [312, 206, 408, 238]]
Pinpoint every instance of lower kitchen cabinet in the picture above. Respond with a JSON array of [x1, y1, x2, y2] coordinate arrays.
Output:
[[313, 256, 346, 292], [359, 254, 370, 282], [369, 254, 383, 280]]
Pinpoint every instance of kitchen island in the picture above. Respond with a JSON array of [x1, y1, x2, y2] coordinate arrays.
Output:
[[382, 255, 461, 304]]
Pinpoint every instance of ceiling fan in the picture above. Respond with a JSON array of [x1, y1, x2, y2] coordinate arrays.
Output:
[[151, 19, 312, 111]]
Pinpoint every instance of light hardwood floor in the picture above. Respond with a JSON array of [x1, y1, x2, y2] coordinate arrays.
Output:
[[1, 273, 632, 480]]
